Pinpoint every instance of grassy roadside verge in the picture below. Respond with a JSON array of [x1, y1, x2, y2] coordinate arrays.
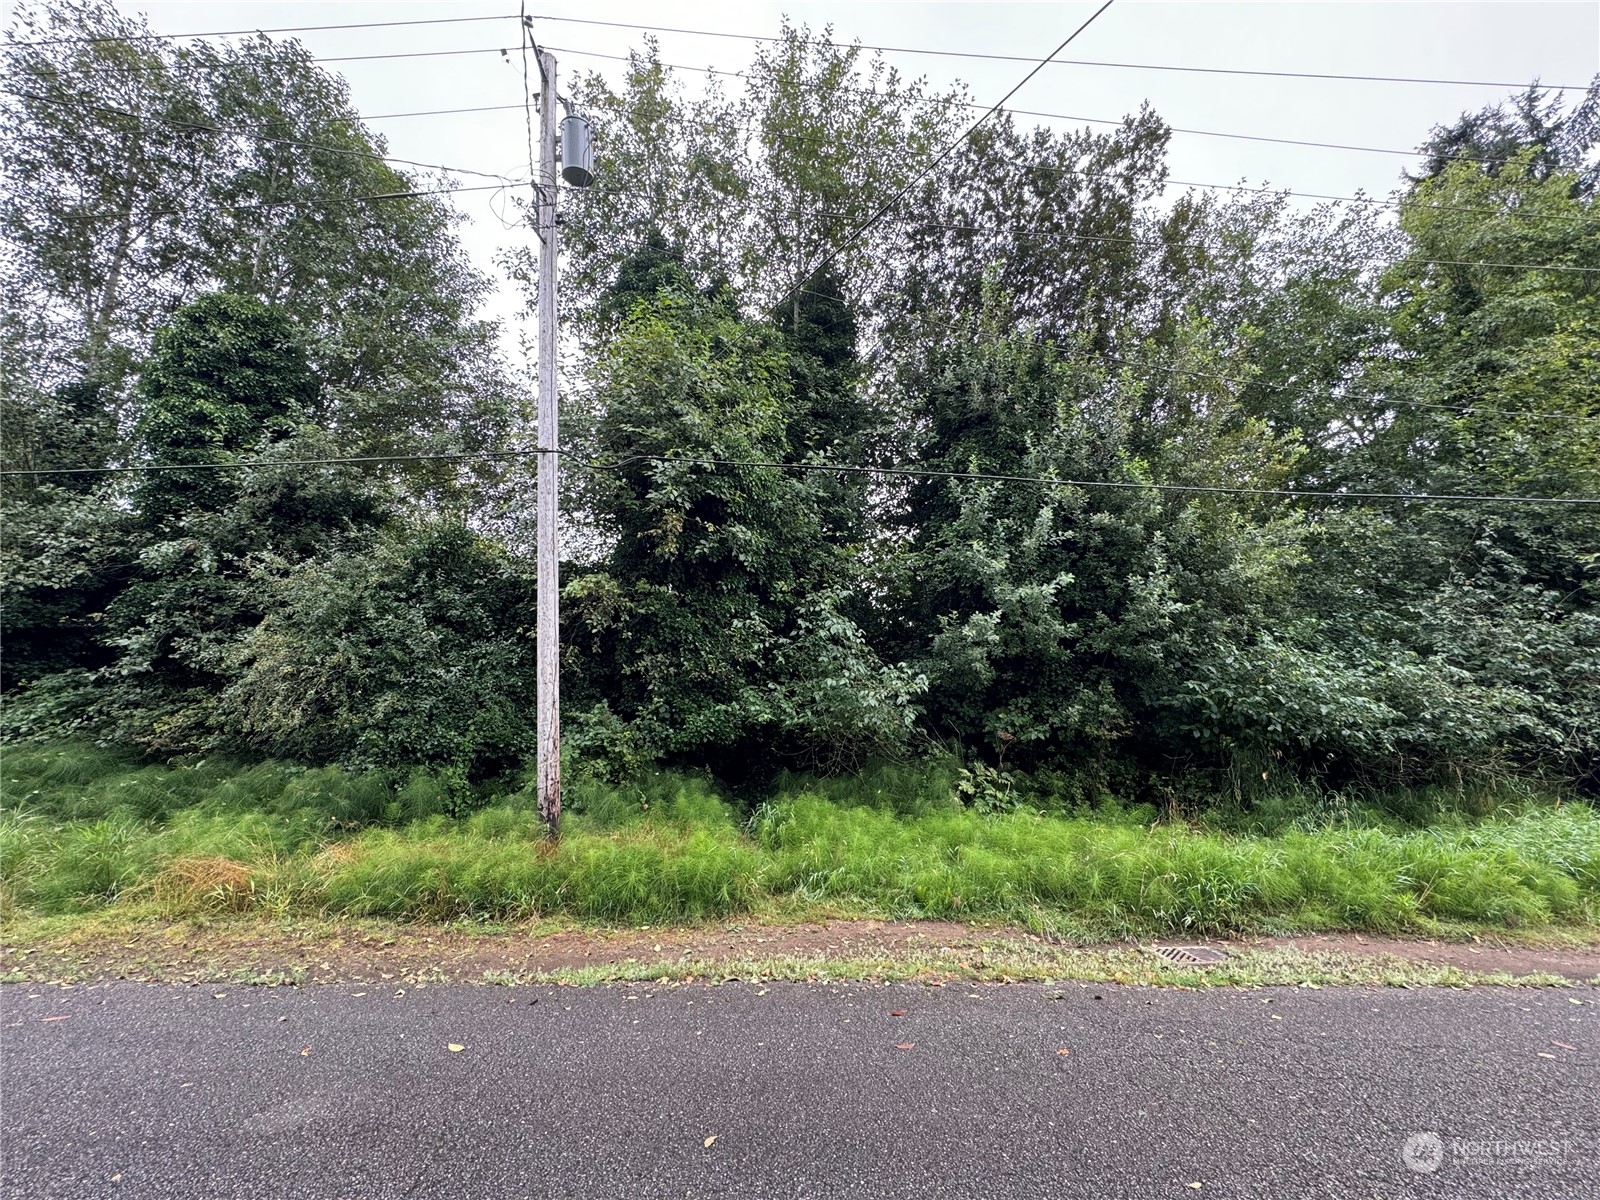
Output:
[[5, 743, 1600, 945]]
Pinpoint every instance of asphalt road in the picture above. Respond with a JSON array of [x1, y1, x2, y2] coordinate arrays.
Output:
[[2, 980, 1595, 1199]]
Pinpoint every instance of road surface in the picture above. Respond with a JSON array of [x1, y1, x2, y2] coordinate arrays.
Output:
[[2, 980, 1595, 1198]]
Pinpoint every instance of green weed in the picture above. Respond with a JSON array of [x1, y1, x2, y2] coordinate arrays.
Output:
[[3, 743, 1598, 934]]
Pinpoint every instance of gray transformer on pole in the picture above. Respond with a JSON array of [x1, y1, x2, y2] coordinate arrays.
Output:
[[560, 114, 595, 188]]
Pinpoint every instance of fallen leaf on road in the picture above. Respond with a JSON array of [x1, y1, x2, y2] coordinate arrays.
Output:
[[703, 1136, 717, 1148], [448, 1043, 465, 1052], [896, 1042, 915, 1050], [890, 1010, 906, 1016], [1552, 1041, 1577, 1050], [299, 1047, 311, 1057]]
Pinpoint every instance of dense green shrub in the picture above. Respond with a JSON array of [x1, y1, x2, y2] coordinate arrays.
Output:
[[3, 7, 1596, 799], [217, 525, 538, 777]]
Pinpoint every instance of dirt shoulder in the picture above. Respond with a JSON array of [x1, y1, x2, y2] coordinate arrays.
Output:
[[5, 915, 1599, 989], [1257, 930, 1600, 983]]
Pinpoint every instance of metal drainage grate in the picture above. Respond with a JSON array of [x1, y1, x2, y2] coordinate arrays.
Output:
[[1151, 945, 1230, 966]]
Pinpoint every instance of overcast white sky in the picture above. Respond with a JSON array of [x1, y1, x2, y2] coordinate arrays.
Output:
[[85, 1, 1600, 341]]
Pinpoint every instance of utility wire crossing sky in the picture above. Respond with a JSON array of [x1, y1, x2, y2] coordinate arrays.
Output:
[[96, 1, 1599, 344]]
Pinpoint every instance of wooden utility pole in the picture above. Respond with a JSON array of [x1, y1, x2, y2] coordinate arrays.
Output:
[[535, 47, 561, 837]]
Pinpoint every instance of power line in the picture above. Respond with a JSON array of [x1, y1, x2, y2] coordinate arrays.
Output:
[[602, 454, 1600, 507], [363, 102, 530, 122], [13, 26, 530, 73], [14, 18, 1571, 166], [879, 301, 1600, 426], [12, 47, 1521, 170], [21, 81, 1581, 231], [772, 0, 1121, 318], [525, 13, 1591, 93], [47, 84, 1554, 233], [1109, 355, 1600, 425], [1082, 117, 1464, 161], [48, 34, 1575, 129], [58, 182, 529, 225], [355, 88, 1444, 165], [6, 13, 517, 48], [896, 216, 1600, 277], [550, 44, 1548, 166], [1001, 157, 1600, 227], [4, 87, 520, 185], [6, 448, 1596, 508], [542, 45, 1514, 166], [314, 46, 517, 66], [18, 8, 1583, 93], [2, 452, 533, 476]]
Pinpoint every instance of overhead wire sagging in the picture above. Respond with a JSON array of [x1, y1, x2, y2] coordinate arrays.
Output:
[[6, 3, 1593, 500], [6, 450, 1597, 509], [539, 45, 1568, 166], [12, 8, 1587, 92], [518, 12, 1592, 93], [770, 0, 1124, 321]]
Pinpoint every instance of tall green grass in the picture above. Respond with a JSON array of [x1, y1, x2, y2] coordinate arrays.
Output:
[[3, 742, 1597, 934]]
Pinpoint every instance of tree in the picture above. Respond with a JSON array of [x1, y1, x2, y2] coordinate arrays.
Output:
[[1186, 102, 1600, 794], [2, 0, 517, 503], [568, 285, 919, 774], [3, 294, 387, 753], [880, 327, 1305, 782], [883, 107, 1180, 362], [219, 525, 539, 777], [543, 25, 962, 336], [1417, 81, 1600, 194], [133, 293, 313, 524]]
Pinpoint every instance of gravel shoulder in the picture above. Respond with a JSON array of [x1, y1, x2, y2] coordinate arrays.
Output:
[[5, 915, 1599, 988]]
